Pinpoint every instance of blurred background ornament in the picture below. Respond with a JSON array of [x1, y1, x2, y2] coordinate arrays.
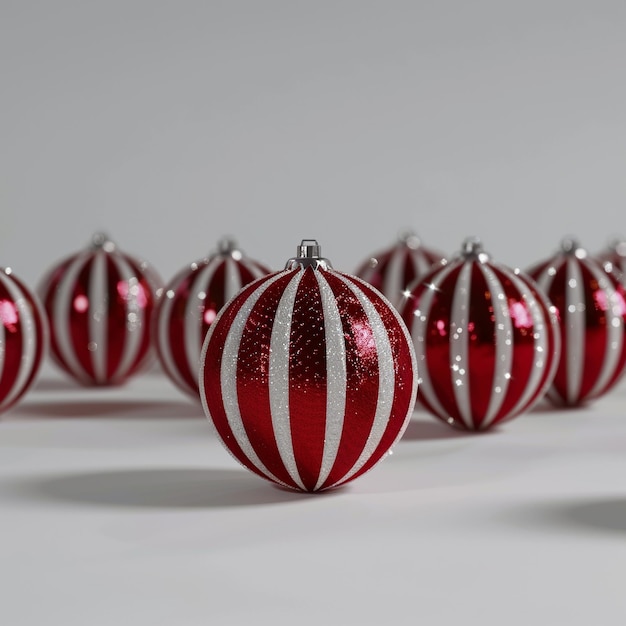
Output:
[[200, 239, 417, 492], [39, 233, 162, 386], [400, 237, 560, 431], [527, 237, 626, 406], [155, 237, 270, 397], [0, 267, 47, 414], [355, 231, 446, 307]]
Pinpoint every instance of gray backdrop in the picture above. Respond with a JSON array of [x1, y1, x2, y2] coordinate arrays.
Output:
[[2, 0, 624, 286]]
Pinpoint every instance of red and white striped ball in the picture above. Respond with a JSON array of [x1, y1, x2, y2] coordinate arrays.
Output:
[[400, 238, 560, 431], [200, 240, 418, 492], [355, 232, 446, 307], [0, 268, 47, 413], [39, 233, 162, 386], [527, 238, 626, 406], [155, 238, 270, 397]]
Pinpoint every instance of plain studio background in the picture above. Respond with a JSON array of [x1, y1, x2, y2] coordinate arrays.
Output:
[[1, 0, 625, 287]]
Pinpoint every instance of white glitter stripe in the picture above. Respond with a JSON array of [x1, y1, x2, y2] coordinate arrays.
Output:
[[534, 263, 561, 404], [53, 251, 92, 383], [544, 303, 561, 394], [617, 258, 626, 290], [183, 257, 221, 388], [409, 262, 459, 421], [586, 263, 623, 398], [313, 271, 347, 491], [269, 271, 307, 491], [341, 272, 418, 451], [5, 286, 38, 407], [111, 254, 145, 381], [534, 263, 556, 295], [413, 250, 433, 279], [0, 276, 34, 408], [479, 264, 512, 430], [566, 257, 585, 404], [224, 257, 242, 301], [503, 269, 551, 417], [88, 251, 107, 383], [216, 271, 290, 487], [0, 277, 6, 390], [328, 274, 395, 487], [450, 262, 473, 429], [156, 275, 189, 393], [383, 246, 405, 305]]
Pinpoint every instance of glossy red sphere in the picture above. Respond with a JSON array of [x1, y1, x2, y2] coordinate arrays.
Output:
[[39, 234, 162, 386], [528, 239, 626, 406], [0, 268, 47, 413], [400, 239, 560, 431], [200, 242, 418, 492]]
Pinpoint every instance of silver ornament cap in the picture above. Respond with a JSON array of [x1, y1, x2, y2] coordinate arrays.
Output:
[[285, 239, 333, 270], [560, 237, 587, 259], [459, 236, 490, 263]]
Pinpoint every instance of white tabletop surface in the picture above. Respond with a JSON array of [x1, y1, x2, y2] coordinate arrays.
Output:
[[2, 362, 626, 625]]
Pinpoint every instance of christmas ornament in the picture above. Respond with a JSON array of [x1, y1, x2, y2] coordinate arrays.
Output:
[[400, 237, 560, 431], [200, 240, 418, 492], [0, 268, 47, 414], [355, 232, 446, 307], [597, 238, 626, 290], [155, 237, 270, 397], [39, 233, 162, 386], [527, 238, 626, 406]]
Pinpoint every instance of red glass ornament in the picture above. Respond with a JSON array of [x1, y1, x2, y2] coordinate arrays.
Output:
[[155, 238, 270, 397], [527, 238, 626, 406], [200, 240, 418, 492], [39, 233, 162, 386], [400, 238, 560, 431], [355, 232, 446, 307], [0, 268, 47, 413]]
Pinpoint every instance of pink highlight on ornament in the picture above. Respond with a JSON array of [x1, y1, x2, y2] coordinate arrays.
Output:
[[73, 294, 89, 313], [593, 290, 608, 312], [352, 319, 377, 353], [436, 319, 447, 336], [203, 308, 217, 325], [0, 300, 19, 331], [509, 300, 534, 329], [116, 280, 148, 308]]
